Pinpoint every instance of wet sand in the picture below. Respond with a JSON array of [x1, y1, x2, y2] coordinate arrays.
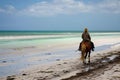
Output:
[[62, 51, 120, 80], [0, 45, 120, 80]]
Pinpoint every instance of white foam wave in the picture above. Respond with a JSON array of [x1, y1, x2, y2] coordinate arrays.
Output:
[[0, 34, 74, 40], [0, 35, 57, 40]]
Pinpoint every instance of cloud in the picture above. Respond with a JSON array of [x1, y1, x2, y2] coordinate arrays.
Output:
[[21, 0, 120, 16], [0, 5, 16, 14], [0, 0, 120, 16], [97, 0, 120, 14], [20, 0, 93, 16]]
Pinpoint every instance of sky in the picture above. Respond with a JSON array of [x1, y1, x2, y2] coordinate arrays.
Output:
[[0, 0, 120, 31]]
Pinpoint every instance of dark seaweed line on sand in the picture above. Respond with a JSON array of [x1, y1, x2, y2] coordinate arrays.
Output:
[[62, 51, 120, 80]]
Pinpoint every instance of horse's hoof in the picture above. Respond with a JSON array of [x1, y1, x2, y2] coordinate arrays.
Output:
[[88, 61, 90, 64], [83, 62, 86, 65]]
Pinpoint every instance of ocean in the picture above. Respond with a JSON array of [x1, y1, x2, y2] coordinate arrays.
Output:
[[0, 31, 120, 49], [0, 31, 81, 48], [0, 31, 120, 77]]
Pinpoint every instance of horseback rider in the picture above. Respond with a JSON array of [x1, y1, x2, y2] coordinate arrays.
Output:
[[79, 28, 95, 51]]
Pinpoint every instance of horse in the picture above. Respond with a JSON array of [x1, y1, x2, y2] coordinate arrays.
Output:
[[79, 41, 92, 64]]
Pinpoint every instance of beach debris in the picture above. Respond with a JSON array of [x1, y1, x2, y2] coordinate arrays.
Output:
[[57, 64, 61, 65], [63, 62, 67, 64], [45, 53, 51, 55], [63, 70, 69, 73], [34, 77, 45, 80], [114, 70, 120, 72], [56, 59, 60, 61], [7, 76, 15, 80], [38, 70, 53, 73], [53, 73, 60, 77], [2, 61, 7, 63], [22, 73, 27, 76]]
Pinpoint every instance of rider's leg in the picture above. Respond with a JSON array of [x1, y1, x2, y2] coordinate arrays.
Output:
[[91, 41, 94, 51], [88, 52, 91, 63], [79, 41, 83, 51]]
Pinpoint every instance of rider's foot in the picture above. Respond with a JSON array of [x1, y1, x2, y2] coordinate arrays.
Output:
[[78, 48, 81, 51], [92, 48, 94, 51]]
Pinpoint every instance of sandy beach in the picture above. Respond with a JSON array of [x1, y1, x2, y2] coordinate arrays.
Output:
[[0, 46, 120, 80], [0, 43, 120, 80], [0, 32, 120, 80]]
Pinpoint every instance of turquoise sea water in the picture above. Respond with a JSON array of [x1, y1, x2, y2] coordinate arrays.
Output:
[[0, 31, 120, 48], [0, 31, 79, 48], [0, 30, 119, 55]]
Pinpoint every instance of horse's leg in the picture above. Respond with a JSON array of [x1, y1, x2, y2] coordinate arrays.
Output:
[[81, 52, 86, 64], [82, 52, 85, 64], [84, 52, 87, 64], [85, 52, 88, 59], [88, 51, 91, 64]]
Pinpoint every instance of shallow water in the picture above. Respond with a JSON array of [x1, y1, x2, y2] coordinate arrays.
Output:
[[0, 44, 118, 77], [0, 48, 79, 77]]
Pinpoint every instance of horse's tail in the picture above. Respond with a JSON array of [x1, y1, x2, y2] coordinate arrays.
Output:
[[80, 43, 86, 61]]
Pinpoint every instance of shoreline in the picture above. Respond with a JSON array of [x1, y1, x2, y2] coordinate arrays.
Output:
[[0, 42, 119, 77], [0, 44, 120, 80]]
